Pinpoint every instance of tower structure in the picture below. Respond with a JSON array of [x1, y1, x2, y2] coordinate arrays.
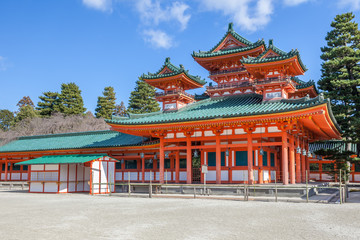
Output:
[[140, 57, 205, 111], [192, 23, 316, 100]]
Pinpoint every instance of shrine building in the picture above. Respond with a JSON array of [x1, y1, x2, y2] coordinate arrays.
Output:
[[1, 23, 357, 193]]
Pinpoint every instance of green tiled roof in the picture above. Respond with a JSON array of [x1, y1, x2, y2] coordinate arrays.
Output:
[[296, 80, 319, 93], [192, 23, 265, 58], [291, 77, 305, 85], [192, 39, 265, 58], [0, 130, 155, 153], [310, 141, 357, 154], [107, 94, 339, 128], [15, 154, 116, 165], [140, 57, 206, 86], [241, 40, 307, 72]]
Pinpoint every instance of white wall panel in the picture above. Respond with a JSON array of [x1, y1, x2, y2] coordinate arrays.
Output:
[[44, 182, 58, 192], [271, 171, 276, 180], [31, 165, 44, 171], [354, 174, 360, 182], [22, 173, 28, 180], [115, 172, 122, 181], [68, 164, 76, 181], [254, 170, 258, 181], [263, 170, 269, 181], [30, 182, 43, 192], [11, 173, 20, 180], [60, 165, 68, 181], [232, 170, 248, 181], [45, 164, 59, 171], [179, 171, 187, 181], [207, 170, 216, 181], [221, 170, 228, 181], [1, 173, 4, 180], [310, 173, 320, 180]]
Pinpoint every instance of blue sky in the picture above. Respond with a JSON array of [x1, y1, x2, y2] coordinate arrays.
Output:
[[0, 0, 359, 112]]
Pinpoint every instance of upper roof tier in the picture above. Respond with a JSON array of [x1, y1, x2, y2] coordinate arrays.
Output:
[[140, 57, 206, 90], [241, 39, 307, 77], [192, 23, 266, 70]]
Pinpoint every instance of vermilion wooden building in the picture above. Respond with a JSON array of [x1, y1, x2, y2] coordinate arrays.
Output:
[[1, 23, 357, 188]]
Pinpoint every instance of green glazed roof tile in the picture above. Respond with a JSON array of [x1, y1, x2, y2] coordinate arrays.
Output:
[[310, 141, 357, 153], [140, 57, 206, 85], [0, 130, 156, 153], [15, 154, 116, 165], [107, 94, 338, 128]]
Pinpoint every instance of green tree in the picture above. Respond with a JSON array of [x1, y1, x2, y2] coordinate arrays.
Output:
[[57, 83, 86, 115], [114, 101, 127, 117], [37, 91, 59, 117], [127, 79, 160, 114], [317, 12, 360, 178], [95, 86, 116, 119], [0, 109, 15, 131], [14, 105, 39, 124], [17, 96, 35, 108]]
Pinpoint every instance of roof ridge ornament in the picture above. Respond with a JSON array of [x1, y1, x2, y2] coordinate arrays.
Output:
[[228, 22, 234, 32]]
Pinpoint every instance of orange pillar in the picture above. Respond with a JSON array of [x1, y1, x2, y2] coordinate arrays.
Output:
[[247, 133, 254, 184], [216, 134, 221, 184], [175, 151, 180, 183], [159, 137, 164, 183], [295, 137, 301, 183], [141, 156, 145, 183], [186, 135, 192, 184], [301, 139, 306, 182], [282, 131, 289, 185], [259, 149, 263, 184], [4, 158, 8, 181], [289, 135, 295, 184]]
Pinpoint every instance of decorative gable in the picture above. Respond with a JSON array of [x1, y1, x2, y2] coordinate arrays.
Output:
[[261, 50, 280, 59], [214, 35, 247, 52], [159, 67, 174, 75]]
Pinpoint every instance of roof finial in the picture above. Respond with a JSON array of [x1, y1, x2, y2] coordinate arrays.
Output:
[[165, 57, 170, 63], [269, 39, 273, 47], [228, 22, 234, 31]]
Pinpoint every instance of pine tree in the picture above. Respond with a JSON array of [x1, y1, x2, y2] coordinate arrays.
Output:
[[114, 101, 127, 116], [0, 110, 15, 131], [95, 86, 116, 119], [317, 12, 360, 180], [57, 83, 86, 115], [37, 91, 59, 117], [127, 79, 160, 114], [17, 96, 35, 108]]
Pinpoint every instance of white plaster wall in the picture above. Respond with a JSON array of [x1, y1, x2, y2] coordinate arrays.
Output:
[[254, 170, 258, 181], [354, 174, 360, 182], [11, 173, 20, 180], [30, 182, 43, 192], [44, 182, 57, 193], [115, 172, 122, 181], [92, 161, 100, 194], [99, 161, 108, 193], [232, 170, 248, 181], [22, 173, 28, 180], [321, 174, 332, 181], [68, 164, 76, 192], [179, 171, 187, 181], [263, 170, 269, 181], [207, 170, 216, 181], [271, 171, 276, 180], [0, 173, 4, 180], [59, 164, 68, 193], [45, 164, 58, 171], [221, 170, 228, 181], [31, 165, 44, 171], [310, 173, 320, 180]]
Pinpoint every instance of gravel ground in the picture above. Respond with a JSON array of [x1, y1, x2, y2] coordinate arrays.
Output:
[[0, 191, 359, 240]]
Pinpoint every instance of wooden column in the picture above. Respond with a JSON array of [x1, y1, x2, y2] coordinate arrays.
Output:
[[141, 156, 145, 183], [258, 149, 263, 184], [301, 139, 306, 182], [175, 151, 180, 183], [186, 135, 192, 184], [295, 136, 301, 183], [247, 133, 254, 184], [289, 135, 295, 184], [4, 157, 8, 181], [216, 133, 221, 184], [282, 131, 289, 185], [159, 137, 165, 183]]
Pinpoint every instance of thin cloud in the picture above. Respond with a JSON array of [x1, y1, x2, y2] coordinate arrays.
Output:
[[201, 0, 273, 32], [0, 56, 8, 71], [143, 29, 174, 49], [283, 0, 311, 6], [82, 0, 112, 12], [338, 0, 360, 10], [136, 0, 191, 31]]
